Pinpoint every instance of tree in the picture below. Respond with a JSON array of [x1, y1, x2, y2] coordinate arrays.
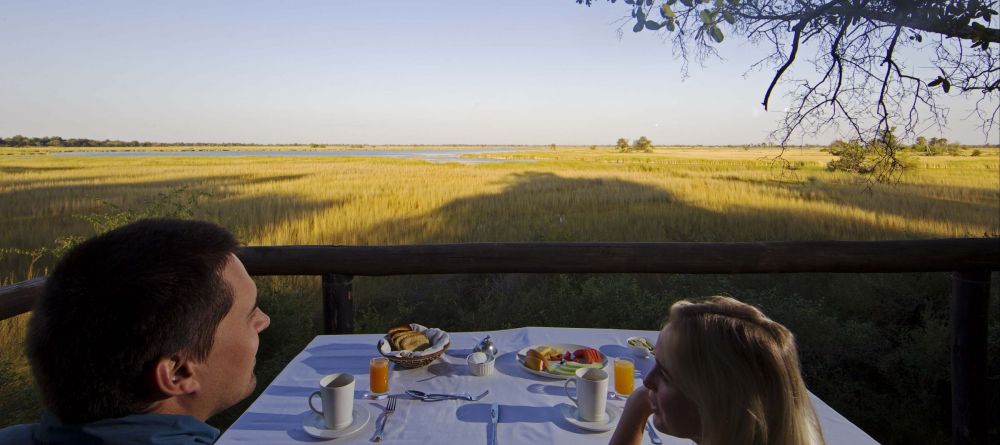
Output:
[[825, 139, 874, 173], [826, 127, 918, 175], [633, 136, 654, 152], [578, 0, 998, 181], [7, 135, 27, 147], [616, 137, 631, 152]]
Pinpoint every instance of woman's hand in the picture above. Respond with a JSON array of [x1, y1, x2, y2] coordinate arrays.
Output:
[[609, 386, 654, 445]]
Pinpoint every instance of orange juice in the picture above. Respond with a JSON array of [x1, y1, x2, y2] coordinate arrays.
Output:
[[370, 357, 390, 394], [614, 357, 635, 396]]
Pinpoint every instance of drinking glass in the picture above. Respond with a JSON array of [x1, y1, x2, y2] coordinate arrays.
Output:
[[613, 357, 635, 397], [369, 357, 390, 396]]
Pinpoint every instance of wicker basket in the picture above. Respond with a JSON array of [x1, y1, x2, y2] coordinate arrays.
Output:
[[379, 342, 450, 369]]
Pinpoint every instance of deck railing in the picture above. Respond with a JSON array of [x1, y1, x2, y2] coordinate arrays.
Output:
[[1, 239, 997, 444]]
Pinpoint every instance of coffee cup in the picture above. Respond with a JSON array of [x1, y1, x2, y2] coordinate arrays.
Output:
[[308, 373, 356, 430], [564, 367, 609, 422]]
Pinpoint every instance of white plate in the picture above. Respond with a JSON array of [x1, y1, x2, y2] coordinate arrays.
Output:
[[516, 344, 608, 380], [626, 336, 655, 358], [302, 406, 372, 440], [560, 403, 622, 432]]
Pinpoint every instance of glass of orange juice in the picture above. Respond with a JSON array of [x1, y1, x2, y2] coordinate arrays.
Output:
[[369, 357, 390, 398], [613, 357, 635, 397]]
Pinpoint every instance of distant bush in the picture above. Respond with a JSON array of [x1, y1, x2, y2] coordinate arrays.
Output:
[[911, 136, 962, 156], [615, 136, 653, 153], [826, 128, 917, 173], [971, 149, 983, 156], [825, 139, 875, 173], [0, 134, 254, 147]]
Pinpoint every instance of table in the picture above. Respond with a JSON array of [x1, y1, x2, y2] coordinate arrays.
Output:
[[216, 327, 879, 444]]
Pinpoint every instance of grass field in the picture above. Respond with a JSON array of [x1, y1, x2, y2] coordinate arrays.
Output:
[[1, 146, 998, 444]]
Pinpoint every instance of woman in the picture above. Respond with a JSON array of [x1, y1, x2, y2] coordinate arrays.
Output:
[[610, 296, 825, 445]]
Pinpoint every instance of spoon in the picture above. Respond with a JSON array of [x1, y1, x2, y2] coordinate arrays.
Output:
[[406, 389, 490, 401]]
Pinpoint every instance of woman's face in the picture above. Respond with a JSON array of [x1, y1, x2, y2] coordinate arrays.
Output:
[[642, 325, 702, 441]]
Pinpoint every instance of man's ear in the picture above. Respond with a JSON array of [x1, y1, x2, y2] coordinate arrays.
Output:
[[152, 355, 201, 397]]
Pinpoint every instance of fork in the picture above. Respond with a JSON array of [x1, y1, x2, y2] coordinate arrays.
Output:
[[372, 395, 397, 442]]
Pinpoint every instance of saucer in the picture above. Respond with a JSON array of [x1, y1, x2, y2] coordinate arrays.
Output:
[[559, 403, 622, 432], [302, 406, 372, 440]]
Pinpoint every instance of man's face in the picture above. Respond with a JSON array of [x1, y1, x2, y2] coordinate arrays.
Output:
[[195, 254, 270, 418]]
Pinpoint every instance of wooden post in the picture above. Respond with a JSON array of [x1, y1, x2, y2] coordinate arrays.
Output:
[[951, 270, 990, 445], [320, 273, 354, 335]]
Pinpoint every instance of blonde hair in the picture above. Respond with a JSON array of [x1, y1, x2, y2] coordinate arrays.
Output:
[[665, 296, 825, 445]]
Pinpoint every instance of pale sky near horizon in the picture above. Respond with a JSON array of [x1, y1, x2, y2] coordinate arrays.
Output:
[[1, 1, 996, 145]]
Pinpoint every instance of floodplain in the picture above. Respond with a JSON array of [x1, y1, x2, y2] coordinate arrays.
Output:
[[1, 146, 997, 444]]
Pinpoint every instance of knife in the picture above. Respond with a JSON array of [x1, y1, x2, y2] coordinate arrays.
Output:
[[490, 403, 499, 445]]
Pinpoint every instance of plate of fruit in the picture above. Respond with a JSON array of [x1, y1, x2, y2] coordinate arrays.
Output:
[[516, 344, 607, 379]]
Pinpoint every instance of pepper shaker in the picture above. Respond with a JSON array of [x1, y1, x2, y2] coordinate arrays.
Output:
[[474, 335, 498, 357]]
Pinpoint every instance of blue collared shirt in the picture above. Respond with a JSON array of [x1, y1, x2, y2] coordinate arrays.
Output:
[[0, 412, 220, 445]]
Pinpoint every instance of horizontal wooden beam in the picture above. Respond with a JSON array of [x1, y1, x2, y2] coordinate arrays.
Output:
[[0, 277, 45, 321], [237, 238, 1000, 276], [3, 239, 998, 320]]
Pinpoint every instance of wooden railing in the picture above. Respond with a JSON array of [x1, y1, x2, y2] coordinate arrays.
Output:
[[1, 239, 997, 444]]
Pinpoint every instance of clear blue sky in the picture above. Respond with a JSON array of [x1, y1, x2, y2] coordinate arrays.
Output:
[[1, 1, 995, 145]]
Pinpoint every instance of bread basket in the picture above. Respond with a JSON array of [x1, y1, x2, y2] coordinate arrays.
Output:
[[376, 324, 451, 370], [380, 342, 450, 369]]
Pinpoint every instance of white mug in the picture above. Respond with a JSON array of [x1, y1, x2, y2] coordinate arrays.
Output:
[[308, 373, 356, 429], [564, 368, 609, 422]]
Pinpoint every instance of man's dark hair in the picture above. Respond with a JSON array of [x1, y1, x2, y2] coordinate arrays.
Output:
[[26, 218, 240, 423]]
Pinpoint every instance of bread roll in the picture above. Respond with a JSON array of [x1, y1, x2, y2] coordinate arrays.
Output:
[[387, 325, 411, 336], [400, 333, 430, 351], [391, 331, 421, 350]]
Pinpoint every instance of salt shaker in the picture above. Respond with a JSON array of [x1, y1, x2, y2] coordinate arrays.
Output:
[[474, 336, 498, 357]]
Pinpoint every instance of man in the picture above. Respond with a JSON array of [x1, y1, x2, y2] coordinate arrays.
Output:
[[0, 219, 270, 444]]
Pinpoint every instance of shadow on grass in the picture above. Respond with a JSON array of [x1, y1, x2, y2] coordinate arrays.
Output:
[[720, 176, 1000, 234], [363, 171, 921, 243], [0, 165, 82, 174], [0, 173, 339, 280]]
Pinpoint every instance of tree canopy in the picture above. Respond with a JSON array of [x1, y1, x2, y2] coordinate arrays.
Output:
[[579, 0, 998, 180]]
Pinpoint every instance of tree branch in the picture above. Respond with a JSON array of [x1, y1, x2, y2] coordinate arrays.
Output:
[[877, 27, 904, 136], [761, 0, 848, 110], [841, 7, 1000, 44]]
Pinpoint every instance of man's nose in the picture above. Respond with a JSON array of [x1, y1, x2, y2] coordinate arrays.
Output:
[[257, 312, 271, 332]]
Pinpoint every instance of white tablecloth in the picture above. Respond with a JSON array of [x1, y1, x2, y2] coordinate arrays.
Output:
[[216, 327, 878, 444]]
